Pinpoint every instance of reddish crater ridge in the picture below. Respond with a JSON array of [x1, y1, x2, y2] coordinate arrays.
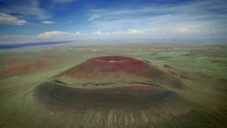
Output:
[[56, 56, 162, 84]]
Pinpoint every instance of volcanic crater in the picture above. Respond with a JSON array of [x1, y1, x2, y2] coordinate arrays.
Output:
[[35, 56, 187, 110]]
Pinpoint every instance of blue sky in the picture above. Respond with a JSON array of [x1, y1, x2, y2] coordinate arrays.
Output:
[[0, 0, 226, 43]]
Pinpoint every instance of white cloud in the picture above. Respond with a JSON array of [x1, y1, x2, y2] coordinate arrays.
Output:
[[36, 28, 209, 41], [0, 0, 80, 21], [92, 30, 102, 35], [128, 29, 144, 34], [89, 13, 223, 36], [0, 12, 26, 25], [88, 14, 100, 21], [38, 31, 71, 38], [0, 0, 52, 20], [176, 27, 199, 34], [111, 31, 124, 35], [42, 20, 56, 24], [37, 30, 113, 41], [87, 1, 227, 36], [0, 28, 225, 44], [37, 31, 81, 41]]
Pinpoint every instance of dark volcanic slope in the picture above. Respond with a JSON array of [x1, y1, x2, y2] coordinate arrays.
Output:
[[35, 81, 178, 109]]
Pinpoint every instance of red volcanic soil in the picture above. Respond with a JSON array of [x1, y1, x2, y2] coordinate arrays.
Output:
[[0, 53, 66, 77], [90, 56, 150, 74], [58, 56, 161, 83], [0, 62, 50, 77]]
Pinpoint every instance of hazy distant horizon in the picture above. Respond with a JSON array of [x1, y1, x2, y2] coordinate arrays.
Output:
[[1, 37, 227, 49]]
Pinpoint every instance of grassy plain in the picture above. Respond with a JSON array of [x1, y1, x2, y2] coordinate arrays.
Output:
[[0, 42, 226, 128]]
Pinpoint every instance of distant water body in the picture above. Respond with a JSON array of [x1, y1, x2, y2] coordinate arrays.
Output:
[[0, 41, 69, 49]]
